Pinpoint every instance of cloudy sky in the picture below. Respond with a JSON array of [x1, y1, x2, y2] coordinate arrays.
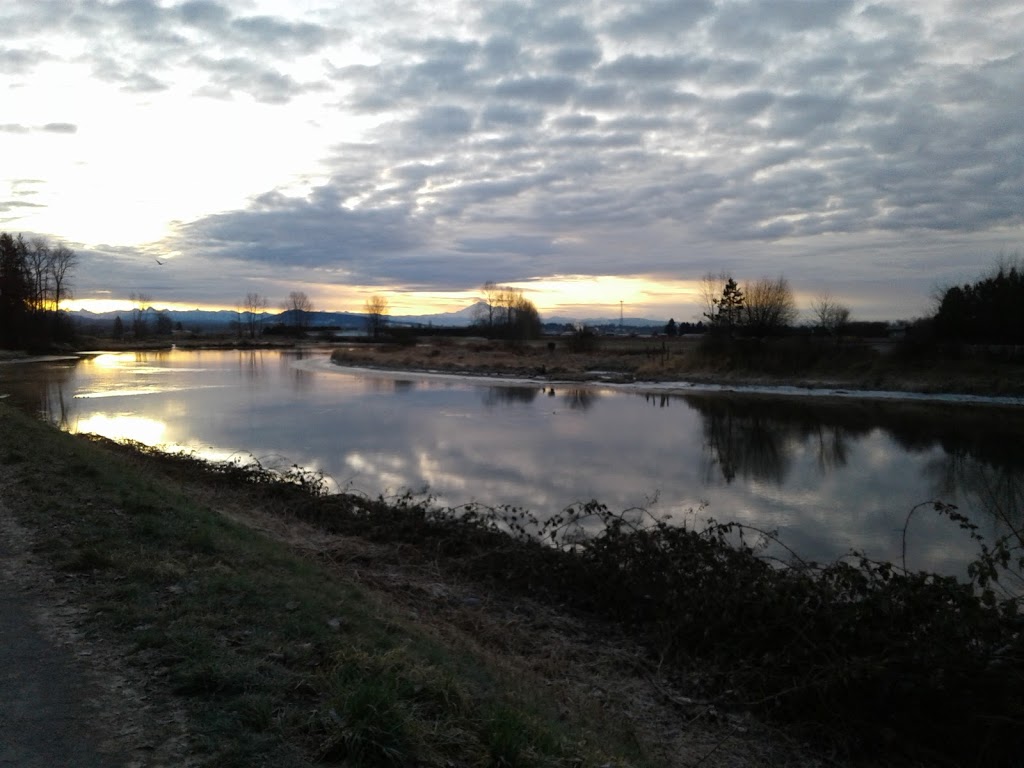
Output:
[[2, 0, 1022, 321]]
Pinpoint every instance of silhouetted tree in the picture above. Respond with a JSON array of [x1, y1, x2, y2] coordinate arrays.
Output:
[[242, 292, 268, 338], [473, 281, 500, 330], [665, 318, 678, 336], [0, 233, 31, 347], [130, 292, 151, 339], [742, 276, 797, 337], [155, 310, 173, 336], [0, 232, 76, 348], [704, 277, 745, 336], [283, 291, 314, 331], [49, 244, 76, 314], [364, 294, 389, 339], [474, 283, 542, 340], [811, 292, 851, 340], [934, 263, 1024, 344]]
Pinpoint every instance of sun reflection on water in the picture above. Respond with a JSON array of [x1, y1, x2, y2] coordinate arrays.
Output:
[[76, 413, 167, 445]]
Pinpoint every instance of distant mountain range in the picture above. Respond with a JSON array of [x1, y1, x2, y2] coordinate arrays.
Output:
[[70, 302, 666, 331]]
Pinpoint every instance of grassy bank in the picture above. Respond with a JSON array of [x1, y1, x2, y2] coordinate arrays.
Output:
[[329, 335, 1024, 397], [0, 403, 667, 768], [3, 401, 1023, 766]]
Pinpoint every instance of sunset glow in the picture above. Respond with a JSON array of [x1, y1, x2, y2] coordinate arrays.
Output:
[[2, 1, 1020, 322]]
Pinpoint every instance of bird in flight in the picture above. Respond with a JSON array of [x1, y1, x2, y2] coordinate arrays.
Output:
[[154, 257, 165, 265]]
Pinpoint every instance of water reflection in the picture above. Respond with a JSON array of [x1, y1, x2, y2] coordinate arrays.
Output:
[[643, 393, 673, 408], [692, 398, 799, 484], [77, 413, 167, 444], [3, 350, 1024, 575], [682, 393, 1024, 539], [280, 349, 313, 392], [239, 350, 264, 380], [562, 388, 598, 411], [482, 386, 541, 406]]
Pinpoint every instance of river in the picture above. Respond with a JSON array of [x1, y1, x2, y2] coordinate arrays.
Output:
[[2, 347, 1022, 577]]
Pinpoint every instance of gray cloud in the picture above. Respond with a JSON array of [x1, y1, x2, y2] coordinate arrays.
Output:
[[1, 123, 77, 134], [0, 47, 53, 74], [3, 0, 1022, 319], [606, 0, 715, 39], [599, 54, 709, 81], [190, 55, 315, 103], [405, 105, 474, 139], [493, 76, 578, 104]]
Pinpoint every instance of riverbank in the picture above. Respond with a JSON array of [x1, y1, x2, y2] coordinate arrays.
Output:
[[0, 402, 816, 768], [328, 335, 1024, 400]]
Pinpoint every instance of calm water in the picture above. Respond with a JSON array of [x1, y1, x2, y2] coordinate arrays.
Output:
[[2, 348, 1022, 576]]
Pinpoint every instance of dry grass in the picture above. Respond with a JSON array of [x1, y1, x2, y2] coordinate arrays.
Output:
[[330, 335, 1024, 397]]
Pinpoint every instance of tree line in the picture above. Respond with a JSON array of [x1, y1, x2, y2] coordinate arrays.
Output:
[[932, 262, 1024, 344], [0, 231, 78, 349], [472, 281, 542, 340], [697, 273, 851, 340]]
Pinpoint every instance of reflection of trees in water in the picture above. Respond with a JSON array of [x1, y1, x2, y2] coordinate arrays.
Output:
[[40, 379, 72, 430], [363, 377, 419, 394], [562, 388, 597, 411], [239, 350, 264, 380], [685, 395, 871, 484], [643, 393, 672, 408], [925, 451, 1024, 535], [278, 350, 313, 392], [698, 404, 796, 484], [482, 386, 540, 407], [681, 394, 1024, 531], [133, 349, 170, 364], [6, 361, 79, 430], [814, 425, 849, 473]]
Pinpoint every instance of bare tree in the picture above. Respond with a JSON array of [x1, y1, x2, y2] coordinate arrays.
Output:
[[810, 292, 851, 340], [472, 282, 542, 339], [129, 292, 151, 339], [742, 276, 797, 337], [363, 294, 390, 339], [26, 238, 52, 314], [283, 291, 314, 330], [242, 292, 268, 338], [473, 281, 500, 330], [49, 244, 77, 311], [507, 291, 542, 339], [699, 271, 730, 326]]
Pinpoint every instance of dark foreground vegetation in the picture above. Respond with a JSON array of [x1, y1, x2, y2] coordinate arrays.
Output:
[[260, 494, 1024, 767], [4, 401, 1021, 766]]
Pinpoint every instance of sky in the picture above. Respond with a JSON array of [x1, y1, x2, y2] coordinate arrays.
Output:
[[1, 0, 1022, 322]]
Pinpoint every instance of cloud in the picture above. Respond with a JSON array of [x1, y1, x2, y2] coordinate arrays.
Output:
[[493, 75, 578, 104], [190, 55, 318, 103], [0, 47, 53, 75], [172, 184, 429, 277], [3, 0, 1023, 319], [605, 0, 714, 40], [599, 54, 709, 81], [405, 105, 474, 139], [41, 122, 78, 133], [1, 123, 77, 134]]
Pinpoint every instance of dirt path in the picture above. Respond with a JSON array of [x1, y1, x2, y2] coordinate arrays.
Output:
[[0, 487, 193, 767]]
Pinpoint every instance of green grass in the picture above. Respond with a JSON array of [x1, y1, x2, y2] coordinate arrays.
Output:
[[0, 403, 642, 768]]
